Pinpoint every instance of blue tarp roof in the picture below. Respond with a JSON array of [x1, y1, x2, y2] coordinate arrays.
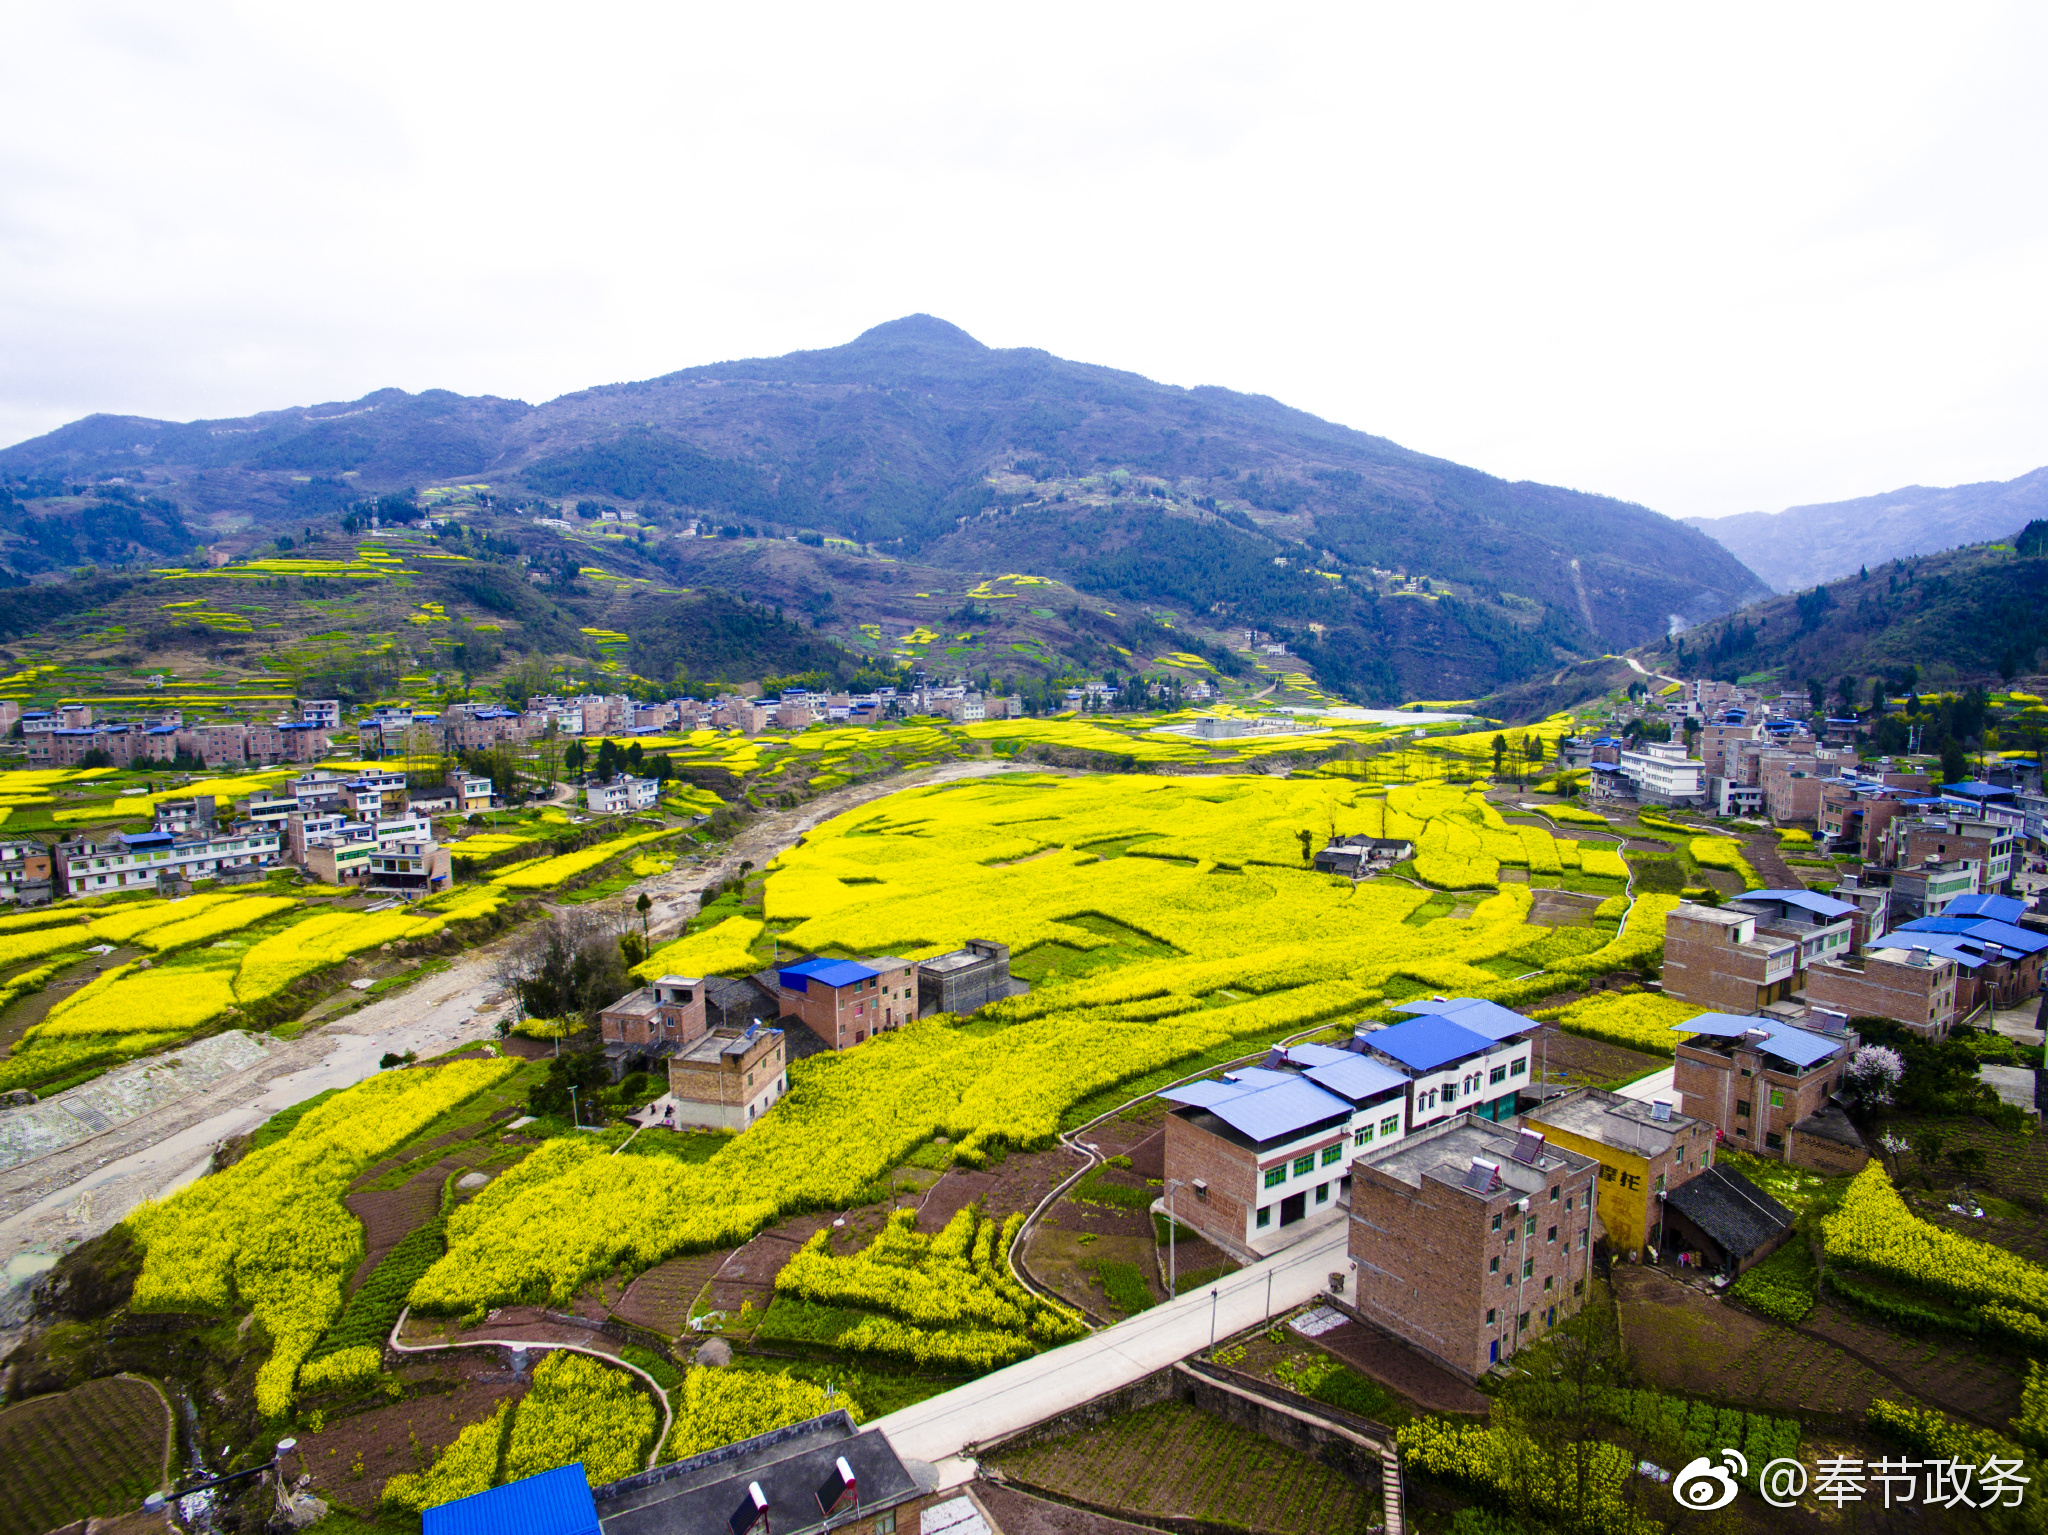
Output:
[[423, 1464, 599, 1535], [1364, 1016, 1499, 1074], [1161, 1073, 1352, 1144], [778, 958, 878, 991], [1945, 893, 2029, 924], [1899, 914, 2047, 955], [1673, 1012, 1842, 1069], [1737, 888, 1857, 919], [1303, 1054, 1410, 1103], [1392, 996, 1537, 1042]]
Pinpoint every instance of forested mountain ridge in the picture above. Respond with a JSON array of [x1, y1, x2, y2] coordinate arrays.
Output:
[[0, 316, 1771, 703], [1684, 465, 2048, 593]]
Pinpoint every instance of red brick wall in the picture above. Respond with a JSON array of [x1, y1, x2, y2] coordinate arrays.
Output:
[[1163, 1113, 1256, 1254]]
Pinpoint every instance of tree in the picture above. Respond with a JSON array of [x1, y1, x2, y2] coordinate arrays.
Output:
[[527, 1049, 612, 1121], [1297, 828, 1314, 863], [1910, 1128, 1947, 1181], [563, 740, 587, 778], [636, 891, 652, 936], [1948, 1145, 1988, 1188], [1836, 675, 1858, 712], [1492, 733, 1508, 775], [595, 738, 623, 782], [1939, 737, 1968, 786], [1839, 1044, 1905, 1114]]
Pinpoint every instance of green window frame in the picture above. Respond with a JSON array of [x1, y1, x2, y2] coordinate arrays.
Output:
[[1321, 1145, 1343, 1167], [1354, 1126, 1373, 1148], [1379, 1115, 1399, 1136], [1293, 1154, 1315, 1177], [1264, 1166, 1286, 1189]]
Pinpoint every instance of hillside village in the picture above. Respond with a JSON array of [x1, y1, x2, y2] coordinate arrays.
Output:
[[0, 606, 2043, 1535]]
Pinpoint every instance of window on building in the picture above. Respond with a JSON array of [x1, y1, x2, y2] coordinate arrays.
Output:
[[1442, 1082, 1456, 1104], [1765, 1131, 1785, 1150], [1491, 1213, 1502, 1232], [1547, 1226, 1557, 1243], [1316, 1183, 1329, 1204], [1769, 1087, 1786, 1108], [1380, 1115, 1400, 1136], [1264, 1166, 1286, 1189], [1565, 1194, 1573, 1211], [1256, 1206, 1271, 1229], [1524, 1215, 1536, 1238], [1486, 1308, 1496, 1324], [1550, 1185, 1560, 1202], [1354, 1127, 1373, 1148], [1735, 1099, 1751, 1118], [1518, 1311, 1531, 1332], [1510, 1058, 1526, 1076], [1321, 1145, 1342, 1167], [1522, 1258, 1534, 1279], [1656, 1172, 1666, 1194], [1293, 1154, 1315, 1177], [1490, 1256, 1500, 1274], [875, 1511, 897, 1535], [1489, 1065, 1507, 1085], [1544, 1275, 1554, 1292], [1580, 1231, 1589, 1249]]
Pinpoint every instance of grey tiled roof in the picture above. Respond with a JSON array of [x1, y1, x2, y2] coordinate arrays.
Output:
[[1663, 1164, 1794, 1259]]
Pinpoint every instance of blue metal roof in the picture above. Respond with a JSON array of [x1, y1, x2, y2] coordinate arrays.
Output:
[[1882, 932, 1986, 969], [1364, 1016, 1498, 1074], [1163, 1073, 1352, 1144], [423, 1463, 599, 1535], [1899, 915, 2046, 955], [1673, 1012, 1843, 1068], [118, 831, 175, 848], [1303, 1054, 1410, 1103], [1737, 888, 1856, 919], [1941, 780, 2014, 801], [1392, 996, 1537, 1042], [778, 958, 879, 991], [1944, 893, 2029, 924], [1283, 1042, 1355, 1068]]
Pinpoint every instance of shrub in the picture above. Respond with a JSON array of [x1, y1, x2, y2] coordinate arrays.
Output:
[[1728, 1240, 1815, 1324]]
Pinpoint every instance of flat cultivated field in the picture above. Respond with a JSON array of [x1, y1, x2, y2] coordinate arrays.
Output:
[[0, 1374, 170, 1535]]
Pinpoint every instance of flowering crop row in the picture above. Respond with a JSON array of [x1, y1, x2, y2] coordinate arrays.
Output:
[[233, 905, 459, 1003], [1542, 803, 1609, 826], [503, 1351, 656, 1486], [29, 963, 238, 1040], [137, 895, 298, 953], [1823, 1165, 2048, 1322], [1576, 845, 1629, 879], [124, 1058, 516, 1417], [1530, 990, 1704, 1057], [1689, 837, 1763, 888], [381, 1400, 512, 1514], [497, 830, 674, 889], [633, 917, 766, 981], [665, 1367, 863, 1462], [0, 1030, 186, 1093]]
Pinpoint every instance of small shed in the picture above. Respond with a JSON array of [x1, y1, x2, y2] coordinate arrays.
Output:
[[423, 1462, 600, 1535], [1658, 1164, 1795, 1278]]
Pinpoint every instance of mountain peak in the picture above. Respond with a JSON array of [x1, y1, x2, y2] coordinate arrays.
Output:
[[849, 314, 986, 351]]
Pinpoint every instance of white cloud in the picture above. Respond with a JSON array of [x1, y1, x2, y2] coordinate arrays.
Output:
[[3, 1, 2044, 520]]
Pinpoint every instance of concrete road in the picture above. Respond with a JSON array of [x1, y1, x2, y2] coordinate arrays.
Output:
[[870, 1221, 1350, 1472]]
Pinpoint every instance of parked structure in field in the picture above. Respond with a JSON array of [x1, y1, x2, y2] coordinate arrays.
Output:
[[1517, 1088, 1710, 1258], [1346, 1117, 1599, 1379], [777, 955, 919, 1049], [916, 939, 1018, 1016], [1670, 1012, 1860, 1169]]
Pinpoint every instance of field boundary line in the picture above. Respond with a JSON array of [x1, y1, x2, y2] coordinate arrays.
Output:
[[386, 1305, 673, 1472]]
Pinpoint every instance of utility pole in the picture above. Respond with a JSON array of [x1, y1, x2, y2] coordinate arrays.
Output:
[[1165, 1179, 1186, 1299], [569, 1085, 579, 1127], [1210, 1287, 1219, 1350]]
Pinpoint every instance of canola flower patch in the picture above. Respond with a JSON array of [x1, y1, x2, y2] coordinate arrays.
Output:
[[1531, 990, 1704, 1057], [381, 1401, 512, 1515], [136, 895, 298, 953], [633, 916, 765, 981], [497, 830, 674, 890], [125, 1058, 516, 1417], [29, 965, 238, 1040], [503, 1351, 656, 1487], [1823, 1164, 2048, 1326], [666, 1369, 863, 1462], [233, 905, 461, 1002]]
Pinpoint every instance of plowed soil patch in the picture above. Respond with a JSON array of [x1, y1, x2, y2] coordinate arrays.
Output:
[[612, 1250, 731, 1337]]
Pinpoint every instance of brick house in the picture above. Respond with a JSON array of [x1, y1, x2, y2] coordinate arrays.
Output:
[[1358, 1001, 1538, 1128], [1826, 877, 1893, 950], [1660, 904, 1801, 1013], [1658, 1164, 1797, 1277], [1805, 946, 1959, 1036], [1671, 1012, 1856, 1166], [1346, 1118, 1599, 1379], [664, 1024, 788, 1131], [777, 956, 919, 1049], [597, 975, 707, 1078], [1162, 1067, 1359, 1259], [1519, 1088, 1710, 1259], [1724, 889, 1857, 970]]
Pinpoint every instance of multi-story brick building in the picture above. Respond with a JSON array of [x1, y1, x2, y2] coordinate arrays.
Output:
[[1827, 877, 1893, 950], [179, 722, 250, 767], [1671, 1012, 1856, 1166], [777, 956, 920, 1049], [1724, 889, 1857, 970], [1890, 819, 2015, 895], [1163, 1067, 1363, 1259], [1346, 1118, 1599, 1378], [1882, 858, 1980, 921], [1357, 1001, 1537, 1128], [1760, 755, 1829, 826], [665, 1023, 788, 1131], [1806, 945, 1960, 1035], [597, 975, 707, 1077], [1661, 903, 1801, 1013], [1519, 1088, 1710, 1258]]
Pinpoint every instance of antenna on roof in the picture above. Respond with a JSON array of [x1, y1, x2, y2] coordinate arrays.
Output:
[[1650, 1100, 1672, 1122], [1510, 1129, 1546, 1165]]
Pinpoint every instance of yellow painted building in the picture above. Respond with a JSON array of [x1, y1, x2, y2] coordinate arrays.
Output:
[[1522, 1087, 1712, 1254]]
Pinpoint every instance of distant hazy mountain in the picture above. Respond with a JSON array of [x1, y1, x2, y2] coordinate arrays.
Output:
[[0, 315, 1770, 702], [1685, 466, 2048, 593]]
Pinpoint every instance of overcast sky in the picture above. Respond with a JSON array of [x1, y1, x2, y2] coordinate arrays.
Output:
[[4, 4, 2046, 521]]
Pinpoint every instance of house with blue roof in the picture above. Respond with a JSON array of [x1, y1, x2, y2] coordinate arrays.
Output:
[[777, 953, 920, 1050], [1361, 1001, 1539, 1129], [1725, 889, 1857, 969], [1671, 1011, 1864, 1171]]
